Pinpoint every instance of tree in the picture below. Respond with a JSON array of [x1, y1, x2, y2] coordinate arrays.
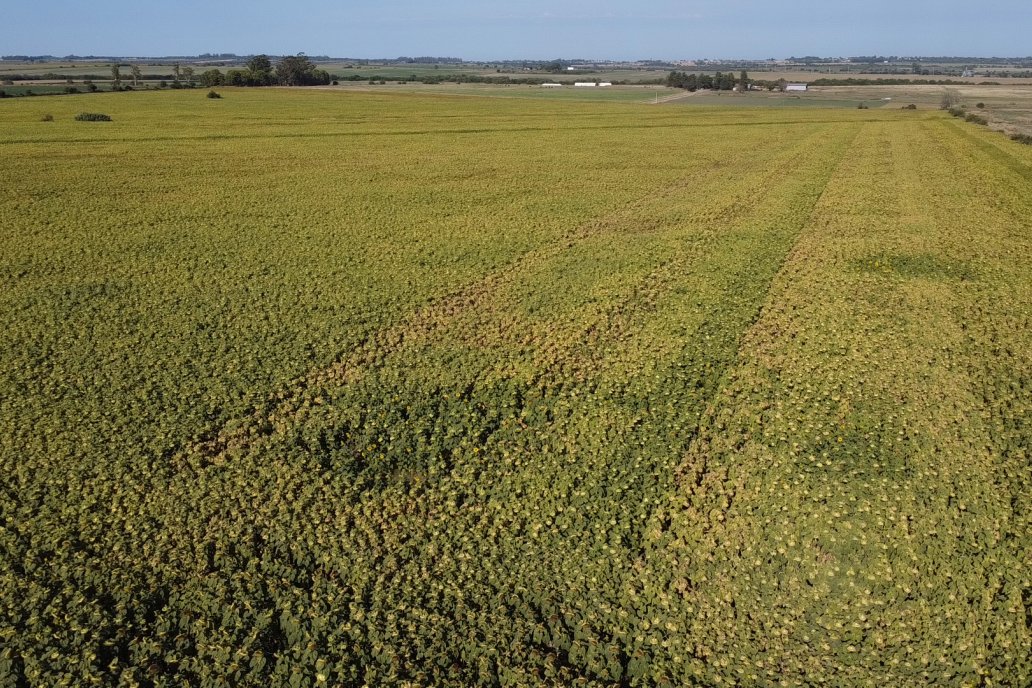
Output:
[[111, 63, 122, 90], [275, 53, 329, 86], [182, 66, 194, 84], [130, 64, 141, 87], [709, 71, 736, 91], [739, 70, 748, 91], [940, 88, 960, 110], [666, 71, 702, 91], [246, 55, 274, 85], [173, 62, 181, 82], [200, 69, 224, 87], [276, 53, 315, 85], [226, 69, 248, 87]]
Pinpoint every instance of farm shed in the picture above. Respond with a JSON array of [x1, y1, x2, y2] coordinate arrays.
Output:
[[541, 83, 563, 88], [785, 83, 808, 92], [574, 82, 597, 87]]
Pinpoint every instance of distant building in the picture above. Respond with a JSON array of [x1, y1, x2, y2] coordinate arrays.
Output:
[[541, 83, 562, 88], [785, 83, 808, 92], [598, 82, 612, 87], [574, 82, 597, 87], [962, 70, 974, 78]]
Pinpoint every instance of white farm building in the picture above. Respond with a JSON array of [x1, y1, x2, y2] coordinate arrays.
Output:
[[785, 83, 808, 92]]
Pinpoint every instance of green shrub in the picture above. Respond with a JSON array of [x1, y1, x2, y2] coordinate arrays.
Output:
[[1010, 133, 1032, 145], [964, 113, 988, 125], [40, 113, 54, 122], [74, 112, 112, 122], [206, 90, 221, 99]]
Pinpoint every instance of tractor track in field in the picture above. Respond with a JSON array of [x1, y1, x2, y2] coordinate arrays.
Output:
[[170, 124, 845, 475]]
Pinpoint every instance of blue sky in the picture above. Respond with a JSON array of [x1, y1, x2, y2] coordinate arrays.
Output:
[[2, 1, 1029, 59]]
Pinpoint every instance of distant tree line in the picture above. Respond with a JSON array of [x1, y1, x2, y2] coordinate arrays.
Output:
[[199, 54, 331, 87], [1, 54, 332, 99], [665, 70, 747, 91]]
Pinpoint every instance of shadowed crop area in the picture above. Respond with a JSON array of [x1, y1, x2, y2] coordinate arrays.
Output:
[[1, 89, 1029, 686]]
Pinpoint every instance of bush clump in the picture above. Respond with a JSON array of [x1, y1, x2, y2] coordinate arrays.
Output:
[[1010, 133, 1032, 145], [206, 90, 221, 99], [964, 113, 988, 125], [902, 103, 917, 110], [40, 113, 54, 122], [75, 112, 112, 121]]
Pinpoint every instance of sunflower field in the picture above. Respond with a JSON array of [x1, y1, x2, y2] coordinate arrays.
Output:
[[0, 89, 1029, 686]]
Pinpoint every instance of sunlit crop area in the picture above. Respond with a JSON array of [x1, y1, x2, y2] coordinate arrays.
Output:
[[1, 89, 1029, 686]]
